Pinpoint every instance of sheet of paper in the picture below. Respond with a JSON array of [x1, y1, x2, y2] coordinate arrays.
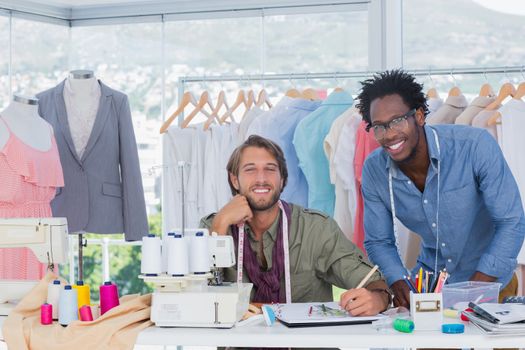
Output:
[[270, 301, 384, 326]]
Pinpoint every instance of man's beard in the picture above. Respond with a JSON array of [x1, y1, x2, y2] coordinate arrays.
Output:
[[397, 127, 421, 165], [244, 187, 281, 212]]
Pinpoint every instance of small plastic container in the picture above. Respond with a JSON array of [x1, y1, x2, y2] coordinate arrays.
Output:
[[442, 281, 501, 310]]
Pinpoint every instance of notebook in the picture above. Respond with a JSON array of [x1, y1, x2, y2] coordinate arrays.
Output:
[[270, 301, 384, 328]]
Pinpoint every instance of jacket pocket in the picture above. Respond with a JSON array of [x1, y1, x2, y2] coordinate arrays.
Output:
[[102, 182, 123, 198]]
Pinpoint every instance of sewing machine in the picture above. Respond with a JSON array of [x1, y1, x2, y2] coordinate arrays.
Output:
[[141, 230, 252, 328], [0, 217, 69, 315]]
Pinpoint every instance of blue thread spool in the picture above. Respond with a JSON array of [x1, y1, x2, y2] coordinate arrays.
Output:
[[58, 285, 79, 326]]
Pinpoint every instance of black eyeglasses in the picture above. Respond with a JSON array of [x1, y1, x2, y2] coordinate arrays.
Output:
[[367, 109, 417, 140]]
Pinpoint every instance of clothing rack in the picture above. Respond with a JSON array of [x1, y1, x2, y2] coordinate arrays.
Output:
[[179, 65, 525, 85]]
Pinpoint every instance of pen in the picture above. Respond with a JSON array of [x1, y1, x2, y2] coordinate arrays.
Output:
[[403, 275, 418, 293], [356, 265, 379, 289], [308, 306, 313, 317]]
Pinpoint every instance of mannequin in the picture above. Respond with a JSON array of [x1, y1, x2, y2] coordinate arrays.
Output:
[[63, 69, 101, 158], [0, 95, 52, 151], [0, 94, 64, 280]]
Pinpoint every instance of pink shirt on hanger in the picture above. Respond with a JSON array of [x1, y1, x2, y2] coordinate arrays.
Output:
[[353, 121, 380, 253]]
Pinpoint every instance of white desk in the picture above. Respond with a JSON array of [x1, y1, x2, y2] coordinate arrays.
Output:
[[136, 321, 525, 348], [3, 316, 525, 348]]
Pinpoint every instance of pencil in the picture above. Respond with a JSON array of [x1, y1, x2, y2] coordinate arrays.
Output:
[[356, 265, 379, 289]]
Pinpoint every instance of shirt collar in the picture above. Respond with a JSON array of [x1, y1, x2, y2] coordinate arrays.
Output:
[[321, 90, 354, 106], [385, 124, 441, 177]]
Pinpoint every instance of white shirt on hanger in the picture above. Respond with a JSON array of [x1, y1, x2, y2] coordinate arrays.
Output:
[[324, 107, 361, 241], [237, 105, 263, 144], [498, 98, 525, 264]]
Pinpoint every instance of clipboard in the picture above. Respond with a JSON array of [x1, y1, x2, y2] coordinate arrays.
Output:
[[271, 302, 384, 328]]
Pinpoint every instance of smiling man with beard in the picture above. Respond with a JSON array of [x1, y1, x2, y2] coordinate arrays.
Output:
[[357, 70, 525, 309], [200, 135, 390, 316]]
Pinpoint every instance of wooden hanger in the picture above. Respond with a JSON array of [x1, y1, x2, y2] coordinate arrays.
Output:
[[256, 89, 273, 108], [301, 88, 320, 100], [245, 90, 255, 110], [514, 82, 525, 100], [426, 88, 439, 99], [333, 87, 344, 92], [220, 90, 246, 124], [180, 91, 213, 129], [159, 91, 197, 133], [486, 83, 516, 126], [203, 91, 228, 130], [485, 82, 516, 111], [448, 86, 461, 97], [479, 83, 494, 97], [285, 88, 301, 98]]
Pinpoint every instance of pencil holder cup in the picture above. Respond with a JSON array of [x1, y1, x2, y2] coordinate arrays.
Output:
[[410, 292, 443, 331]]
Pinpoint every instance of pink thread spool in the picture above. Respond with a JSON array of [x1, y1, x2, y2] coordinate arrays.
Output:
[[41, 303, 53, 325], [79, 305, 94, 321], [99, 281, 119, 315]]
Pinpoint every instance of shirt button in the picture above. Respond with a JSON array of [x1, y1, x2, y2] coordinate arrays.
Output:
[[441, 242, 446, 247], [432, 223, 436, 228], [424, 199, 428, 204], [407, 180, 411, 185], [447, 259, 452, 263]]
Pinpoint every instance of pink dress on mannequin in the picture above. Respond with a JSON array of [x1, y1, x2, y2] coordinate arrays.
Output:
[[0, 116, 64, 280]]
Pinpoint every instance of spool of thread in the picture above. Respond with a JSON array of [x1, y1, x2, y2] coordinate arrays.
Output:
[[40, 303, 53, 325], [168, 233, 189, 276], [162, 232, 175, 273], [90, 304, 100, 320], [73, 280, 91, 316], [47, 279, 61, 320], [141, 234, 162, 276], [393, 318, 414, 333], [190, 231, 210, 274], [79, 305, 94, 321], [100, 281, 120, 315], [58, 285, 78, 326]]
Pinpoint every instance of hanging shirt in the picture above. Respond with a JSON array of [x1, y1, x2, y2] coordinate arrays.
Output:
[[353, 121, 380, 252], [247, 97, 320, 207], [471, 108, 501, 140], [426, 97, 443, 118], [498, 98, 525, 264], [63, 79, 101, 159], [324, 107, 361, 240], [163, 125, 207, 234], [202, 123, 239, 215], [237, 105, 264, 144], [362, 124, 525, 287], [293, 91, 354, 215], [427, 94, 468, 125], [455, 95, 496, 125]]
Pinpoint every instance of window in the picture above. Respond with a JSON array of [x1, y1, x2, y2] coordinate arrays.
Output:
[[164, 17, 262, 121], [11, 18, 68, 97], [0, 14, 8, 108]]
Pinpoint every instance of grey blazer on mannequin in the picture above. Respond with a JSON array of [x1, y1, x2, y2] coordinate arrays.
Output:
[[36, 80, 148, 241]]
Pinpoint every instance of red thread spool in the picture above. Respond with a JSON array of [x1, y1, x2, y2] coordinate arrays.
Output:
[[79, 305, 94, 321], [41, 303, 53, 325]]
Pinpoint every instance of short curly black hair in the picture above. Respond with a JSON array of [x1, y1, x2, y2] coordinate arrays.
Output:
[[356, 69, 429, 129]]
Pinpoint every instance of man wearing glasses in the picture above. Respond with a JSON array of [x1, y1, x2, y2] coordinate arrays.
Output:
[[356, 69, 525, 308]]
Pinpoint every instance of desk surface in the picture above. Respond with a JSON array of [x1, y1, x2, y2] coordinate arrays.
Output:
[[136, 320, 525, 348], [3, 316, 525, 348]]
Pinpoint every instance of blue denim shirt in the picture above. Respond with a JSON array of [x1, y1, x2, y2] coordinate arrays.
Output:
[[362, 124, 525, 288]]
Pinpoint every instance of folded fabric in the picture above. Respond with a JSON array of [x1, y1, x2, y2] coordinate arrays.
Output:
[[3, 272, 152, 350]]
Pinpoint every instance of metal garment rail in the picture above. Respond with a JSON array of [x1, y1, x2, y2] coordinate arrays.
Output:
[[179, 65, 525, 85]]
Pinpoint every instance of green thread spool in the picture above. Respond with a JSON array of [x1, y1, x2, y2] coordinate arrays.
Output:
[[393, 318, 414, 333]]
